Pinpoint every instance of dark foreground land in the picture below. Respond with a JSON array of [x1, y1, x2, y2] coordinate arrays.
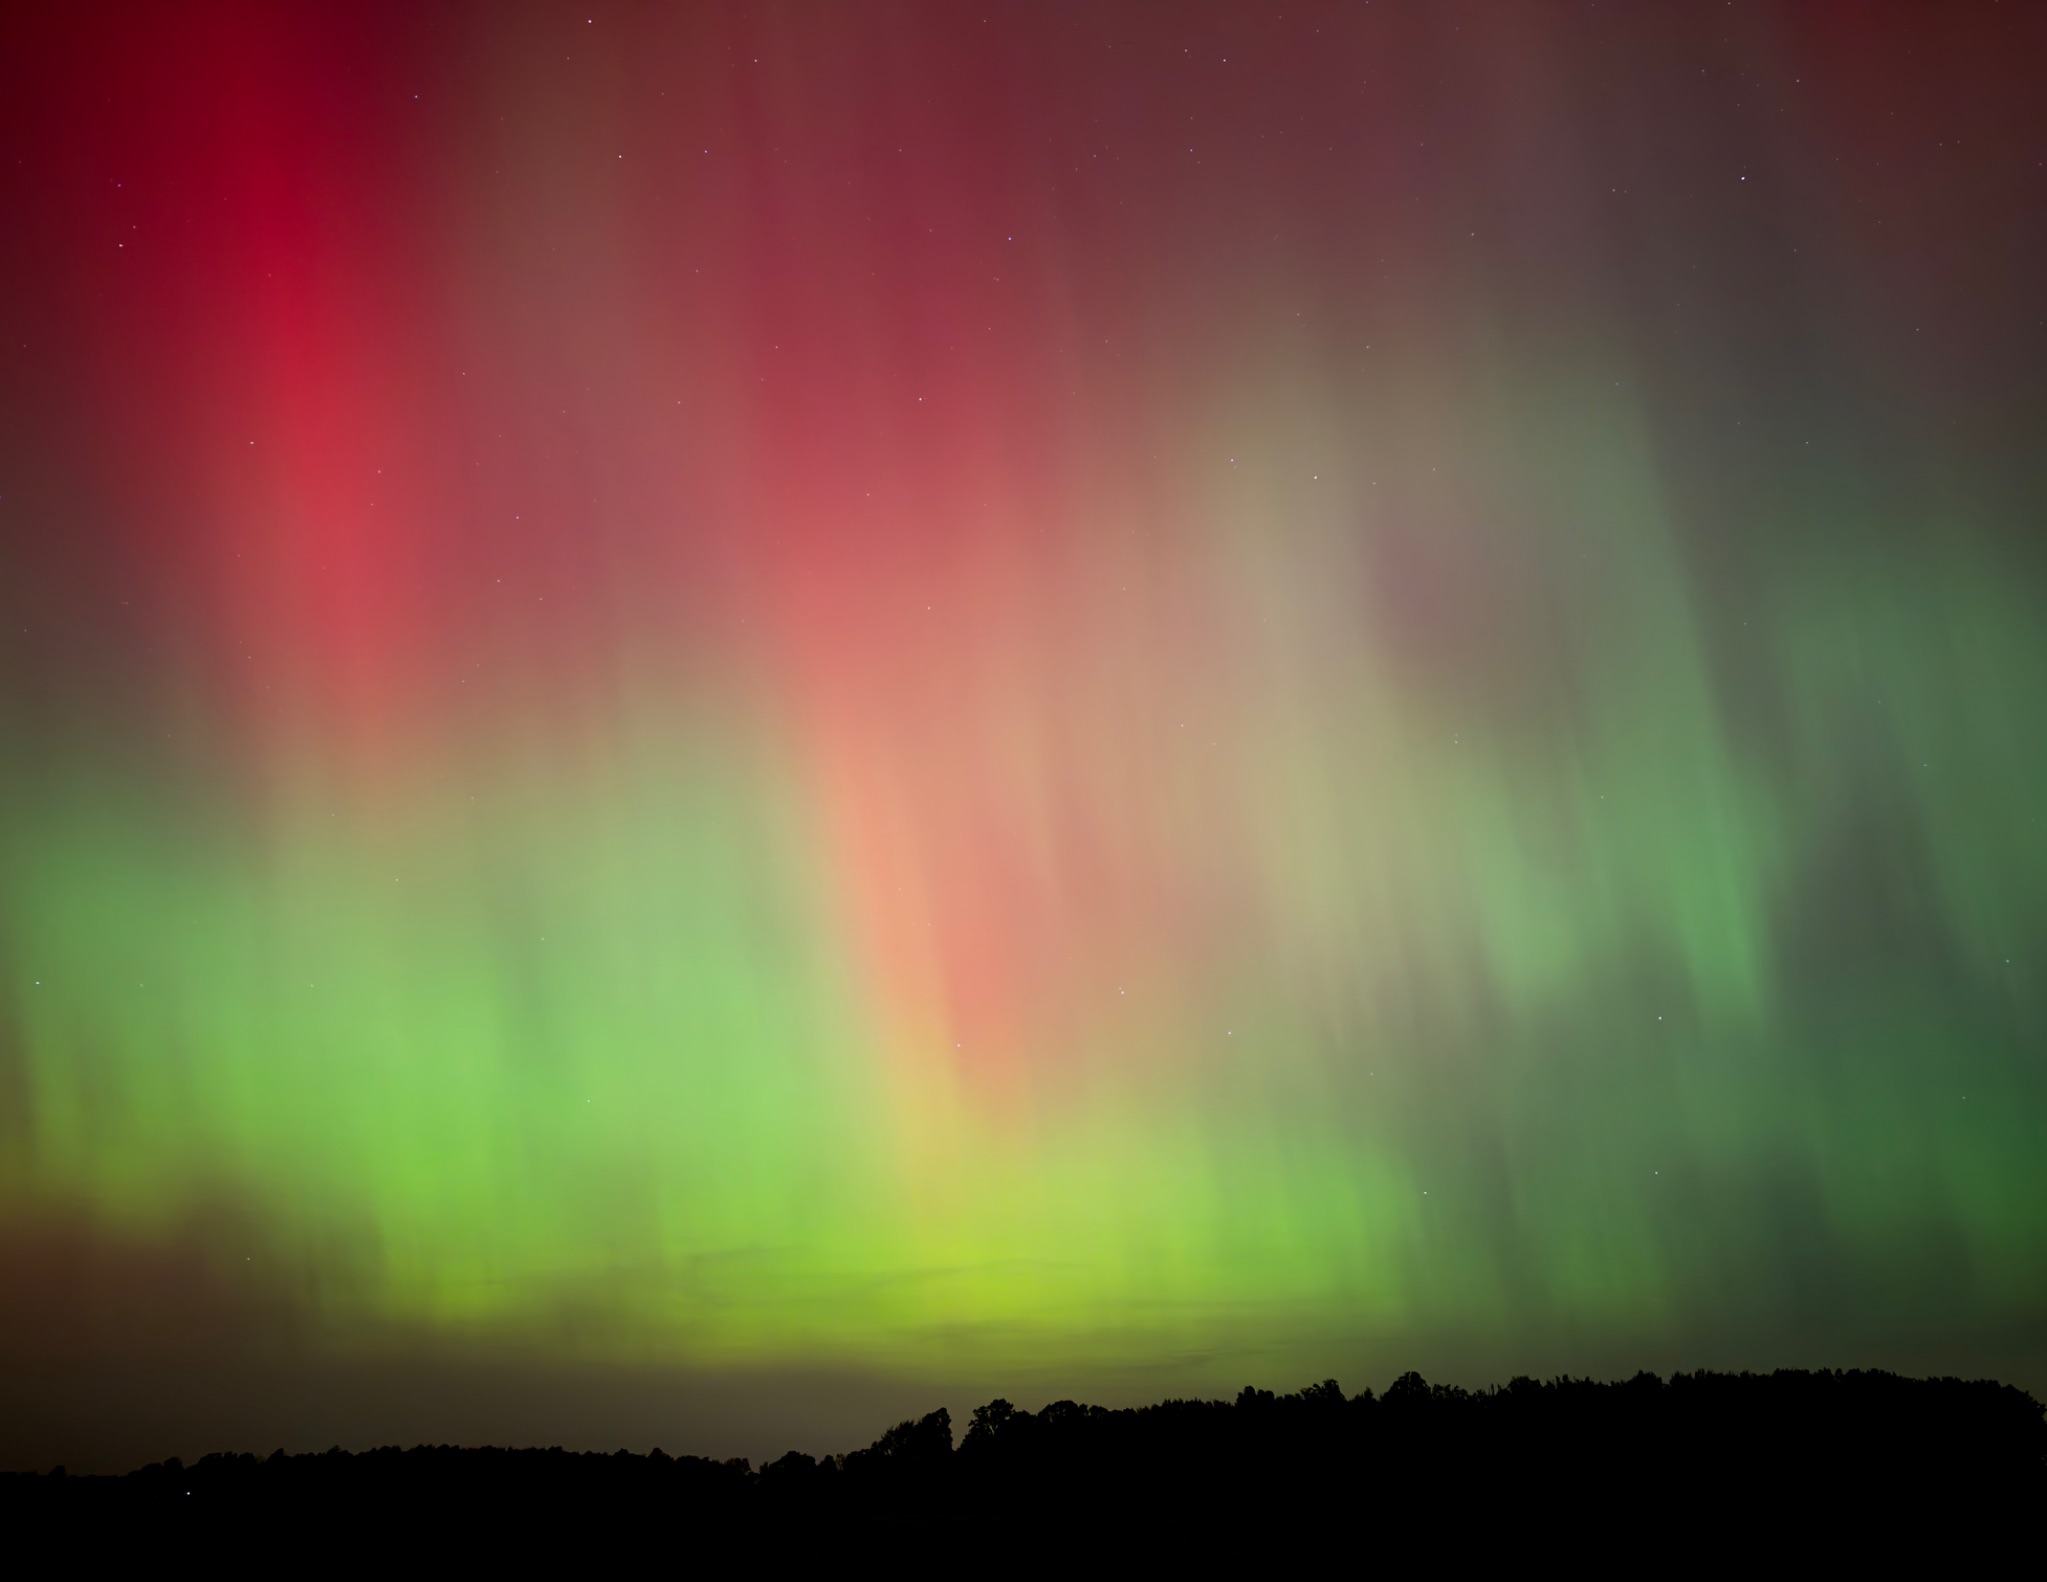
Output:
[[6, 1369, 2042, 1558]]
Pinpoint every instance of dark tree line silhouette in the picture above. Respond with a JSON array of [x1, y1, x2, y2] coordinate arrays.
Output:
[[5, 1369, 2041, 1557]]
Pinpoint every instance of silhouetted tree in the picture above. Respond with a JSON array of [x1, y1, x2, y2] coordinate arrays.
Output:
[[4, 1369, 2039, 1559]]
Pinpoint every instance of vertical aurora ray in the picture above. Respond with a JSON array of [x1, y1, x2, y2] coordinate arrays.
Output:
[[1, 0, 2044, 1437]]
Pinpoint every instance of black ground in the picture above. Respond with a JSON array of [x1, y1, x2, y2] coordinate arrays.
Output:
[[6, 1368, 2040, 1561]]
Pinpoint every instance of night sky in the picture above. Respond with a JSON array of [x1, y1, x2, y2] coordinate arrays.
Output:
[[3, 1, 2045, 1472]]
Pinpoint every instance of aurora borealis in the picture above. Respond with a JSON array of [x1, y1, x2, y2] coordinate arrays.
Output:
[[3, 2, 2045, 1468]]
